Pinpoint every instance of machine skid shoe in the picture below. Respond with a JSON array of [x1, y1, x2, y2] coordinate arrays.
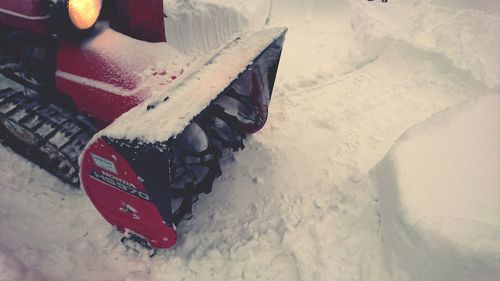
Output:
[[121, 233, 157, 257]]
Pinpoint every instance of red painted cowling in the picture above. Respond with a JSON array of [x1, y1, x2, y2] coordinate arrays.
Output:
[[113, 0, 166, 43], [80, 137, 177, 249], [0, 0, 51, 36], [55, 27, 188, 126]]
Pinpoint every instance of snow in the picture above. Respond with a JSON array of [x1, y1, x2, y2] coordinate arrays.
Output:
[[428, 0, 500, 15], [1, 0, 499, 280], [361, 0, 500, 88], [0, 246, 28, 281], [373, 94, 500, 281]]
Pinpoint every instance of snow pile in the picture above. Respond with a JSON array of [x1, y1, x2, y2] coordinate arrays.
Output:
[[373, 94, 500, 281], [164, 0, 270, 54]]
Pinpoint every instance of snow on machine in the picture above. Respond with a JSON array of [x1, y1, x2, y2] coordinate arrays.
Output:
[[0, 0, 286, 252]]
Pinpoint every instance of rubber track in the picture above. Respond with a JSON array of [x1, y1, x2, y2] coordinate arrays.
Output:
[[0, 88, 95, 186]]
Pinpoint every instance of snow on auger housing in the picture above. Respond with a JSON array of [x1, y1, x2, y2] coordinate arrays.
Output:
[[0, 0, 286, 252]]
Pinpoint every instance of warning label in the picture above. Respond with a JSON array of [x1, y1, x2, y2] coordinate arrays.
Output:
[[91, 153, 118, 174]]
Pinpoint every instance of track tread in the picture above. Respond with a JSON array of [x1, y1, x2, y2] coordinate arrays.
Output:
[[0, 88, 95, 186]]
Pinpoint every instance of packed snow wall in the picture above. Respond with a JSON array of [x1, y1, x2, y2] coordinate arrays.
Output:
[[163, 0, 278, 54], [372, 94, 500, 281], [163, 0, 361, 54]]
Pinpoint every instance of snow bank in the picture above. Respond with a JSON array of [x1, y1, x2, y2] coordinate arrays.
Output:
[[164, 0, 270, 54], [373, 94, 500, 281]]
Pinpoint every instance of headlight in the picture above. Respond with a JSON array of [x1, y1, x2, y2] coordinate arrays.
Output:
[[68, 0, 102, 30], [49, 0, 103, 35]]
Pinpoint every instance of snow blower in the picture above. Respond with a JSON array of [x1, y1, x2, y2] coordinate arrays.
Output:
[[0, 0, 286, 252]]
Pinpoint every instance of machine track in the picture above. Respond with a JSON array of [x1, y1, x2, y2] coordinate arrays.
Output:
[[0, 88, 95, 186]]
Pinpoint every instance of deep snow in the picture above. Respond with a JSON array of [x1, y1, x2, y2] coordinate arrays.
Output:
[[1, 0, 499, 280], [374, 94, 500, 281]]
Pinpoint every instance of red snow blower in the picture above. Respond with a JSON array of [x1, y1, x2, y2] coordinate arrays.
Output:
[[0, 0, 286, 253]]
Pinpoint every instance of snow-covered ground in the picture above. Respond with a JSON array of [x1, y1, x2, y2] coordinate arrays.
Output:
[[1, 0, 499, 280]]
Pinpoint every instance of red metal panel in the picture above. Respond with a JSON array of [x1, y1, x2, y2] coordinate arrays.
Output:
[[55, 27, 184, 125], [114, 0, 166, 42], [81, 138, 177, 249], [56, 38, 144, 125], [0, 0, 50, 35]]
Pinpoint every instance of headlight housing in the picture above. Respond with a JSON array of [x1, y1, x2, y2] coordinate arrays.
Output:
[[68, 0, 102, 30], [50, 0, 103, 35]]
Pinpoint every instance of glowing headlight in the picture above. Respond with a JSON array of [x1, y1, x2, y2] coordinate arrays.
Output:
[[67, 0, 102, 30]]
